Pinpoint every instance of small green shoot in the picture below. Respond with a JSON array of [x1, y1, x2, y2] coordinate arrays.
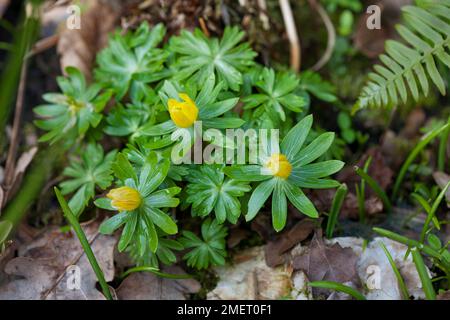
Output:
[[355, 157, 372, 222], [392, 123, 449, 200], [355, 165, 392, 213], [411, 248, 436, 300], [379, 242, 410, 299], [419, 181, 450, 243], [325, 183, 348, 238]]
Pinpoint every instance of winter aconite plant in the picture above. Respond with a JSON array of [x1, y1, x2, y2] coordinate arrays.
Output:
[[34, 22, 343, 270]]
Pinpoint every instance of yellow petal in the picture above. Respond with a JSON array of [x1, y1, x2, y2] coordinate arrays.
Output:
[[107, 186, 142, 211], [168, 93, 199, 128]]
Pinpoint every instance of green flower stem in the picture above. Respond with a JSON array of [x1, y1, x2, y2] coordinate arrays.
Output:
[[325, 183, 347, 238], [308, 281, 366, 300], [54, 187, 113, 300], [392, 123, 449, 200], [411, 248, 436, 300], [2, 143, 64, 226], [355, 166, 392, 213]]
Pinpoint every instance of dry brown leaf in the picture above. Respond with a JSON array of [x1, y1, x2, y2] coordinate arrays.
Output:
[[116, 266, 200, 300], [0, 220, 116, 300], [208, 246, 292, 300], [57, 0, 120, 80], [264, 219, 316, 267], [292, 232, 359, 290]]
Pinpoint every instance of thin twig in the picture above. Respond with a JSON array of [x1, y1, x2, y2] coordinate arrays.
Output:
[[3, 62, 28, 192], [27, 34, 59, 58], [308, 0, 336, 71], [279, 0, 301, 72]]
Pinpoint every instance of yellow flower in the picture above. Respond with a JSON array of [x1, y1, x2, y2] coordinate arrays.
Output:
[[107, 186, 142, 211], [168, 93, 199, 128], [265, 153, 292, 179]]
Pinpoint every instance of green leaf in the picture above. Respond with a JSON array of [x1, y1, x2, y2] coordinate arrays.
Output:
[[180, 219, 227, 270], [356, 3, 450, 110], [283, 181, 319, 218], [170, 26, 256, 91], [99, 212, 129, 234], [185, 165, 251, 223], [246, 178, 276, 222], [272, 181, 287, 231]]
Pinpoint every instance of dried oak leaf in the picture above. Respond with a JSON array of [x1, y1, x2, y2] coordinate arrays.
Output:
[[292, 231, 359, 288], [57, 0, 120, 80], [116, 266, 200, 300], [265, 219, 316, 267], [0, 220, 116, 300]]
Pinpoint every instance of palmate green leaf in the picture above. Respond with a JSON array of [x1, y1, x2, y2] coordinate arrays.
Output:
[[128, 234, 184, 268], [59, 144, 116, 216], [180, 219, 227, 270], [95, 22, 168, 99], [97, 152, 180, 261], [170, 26, 257, 91], [104, 90, 161, 137], [34, 67, 112, 144], [298, 71, 337, 102], [356, 3, 450, 110], [185, 165, 251, 224], [243, 68, 306, 126]]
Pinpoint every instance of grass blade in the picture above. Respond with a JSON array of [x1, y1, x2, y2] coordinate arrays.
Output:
[[121, 266, 193, 280], [373, 227, 450, 270], [326, 183, 348, 238], [438, 117, 450, 172], [308, 281, 366, 300], [392, 123, 449, 200], [379, 242, 410, 299], [411, 248, 436, 300], [355, 165, 392, 213], [419, 180, 450, 243], [54, 187, 113, 300]]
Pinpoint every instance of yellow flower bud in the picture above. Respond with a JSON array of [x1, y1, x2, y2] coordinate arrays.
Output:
[[265, 153, 292, 179], [107, 186, 142, 211], [168, 93, 199, 128]]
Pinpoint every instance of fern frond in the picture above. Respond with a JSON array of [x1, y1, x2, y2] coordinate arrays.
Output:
[[356, 2, 450, 110]]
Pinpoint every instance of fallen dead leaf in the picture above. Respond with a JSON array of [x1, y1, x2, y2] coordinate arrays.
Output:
[[0, 220, 116, 300], [57, 0, 120, 80], [116, 266, 200, 300], [264, 219, 316, 267], [292, 231, 360, 294], [329, 237, 427, 300], [208, 246, 292, 300]]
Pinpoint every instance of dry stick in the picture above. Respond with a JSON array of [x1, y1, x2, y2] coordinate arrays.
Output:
[[308, 0, 336, 71], [2, 62, 28, 206], [279, 0, 301, 72]]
